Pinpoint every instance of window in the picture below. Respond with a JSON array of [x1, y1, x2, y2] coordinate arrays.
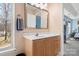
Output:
[[0, 3, 14, 51]]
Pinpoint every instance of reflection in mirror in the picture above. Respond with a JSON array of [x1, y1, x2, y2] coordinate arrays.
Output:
[[25, 3, 48, 29], [41, 10, 48, 28]]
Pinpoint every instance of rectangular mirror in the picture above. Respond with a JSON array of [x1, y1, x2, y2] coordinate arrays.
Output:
[[25, 3, 48, 29]]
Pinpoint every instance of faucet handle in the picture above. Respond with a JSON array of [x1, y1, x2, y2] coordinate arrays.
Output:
[[35, 33, 39, 36]]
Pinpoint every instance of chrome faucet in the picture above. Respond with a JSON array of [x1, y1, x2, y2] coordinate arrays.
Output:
[[35, 33, 39, 36]]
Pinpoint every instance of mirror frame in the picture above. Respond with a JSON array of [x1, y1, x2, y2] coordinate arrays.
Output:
[[24, 3, 49, 29]]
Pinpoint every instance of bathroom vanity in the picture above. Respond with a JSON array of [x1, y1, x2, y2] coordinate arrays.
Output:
[[24, 33, 60, 56]]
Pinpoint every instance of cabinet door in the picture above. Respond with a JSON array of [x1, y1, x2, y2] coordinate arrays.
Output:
[[54, 36, 60, 55], [33, 40, 39, 56], [32, 36, 60, 56], [50, 36, 60, 56], [33, 39, 45, 56], [43, 38, 50, 56], [50, 37, 56, 56], [33, 47, 44, 56]]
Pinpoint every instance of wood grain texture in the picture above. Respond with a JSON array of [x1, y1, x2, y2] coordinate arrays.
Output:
[[25, 36, 60, 56]]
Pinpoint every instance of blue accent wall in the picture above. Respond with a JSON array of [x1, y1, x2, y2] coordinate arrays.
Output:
[[36, 16, 41, 28], [71, 19, 78, 32]]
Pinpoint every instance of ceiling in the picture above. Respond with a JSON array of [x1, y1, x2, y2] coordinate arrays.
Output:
[[64, 3, 79, 19]]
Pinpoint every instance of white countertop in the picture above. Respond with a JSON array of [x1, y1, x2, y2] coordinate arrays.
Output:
[[23, 32, 60, 40]]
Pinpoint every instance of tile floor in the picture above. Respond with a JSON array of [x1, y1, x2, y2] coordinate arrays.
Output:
[[64, 38, 79, 56]]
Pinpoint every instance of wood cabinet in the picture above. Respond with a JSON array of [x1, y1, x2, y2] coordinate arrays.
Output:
[[25, 36, 60, 56]]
